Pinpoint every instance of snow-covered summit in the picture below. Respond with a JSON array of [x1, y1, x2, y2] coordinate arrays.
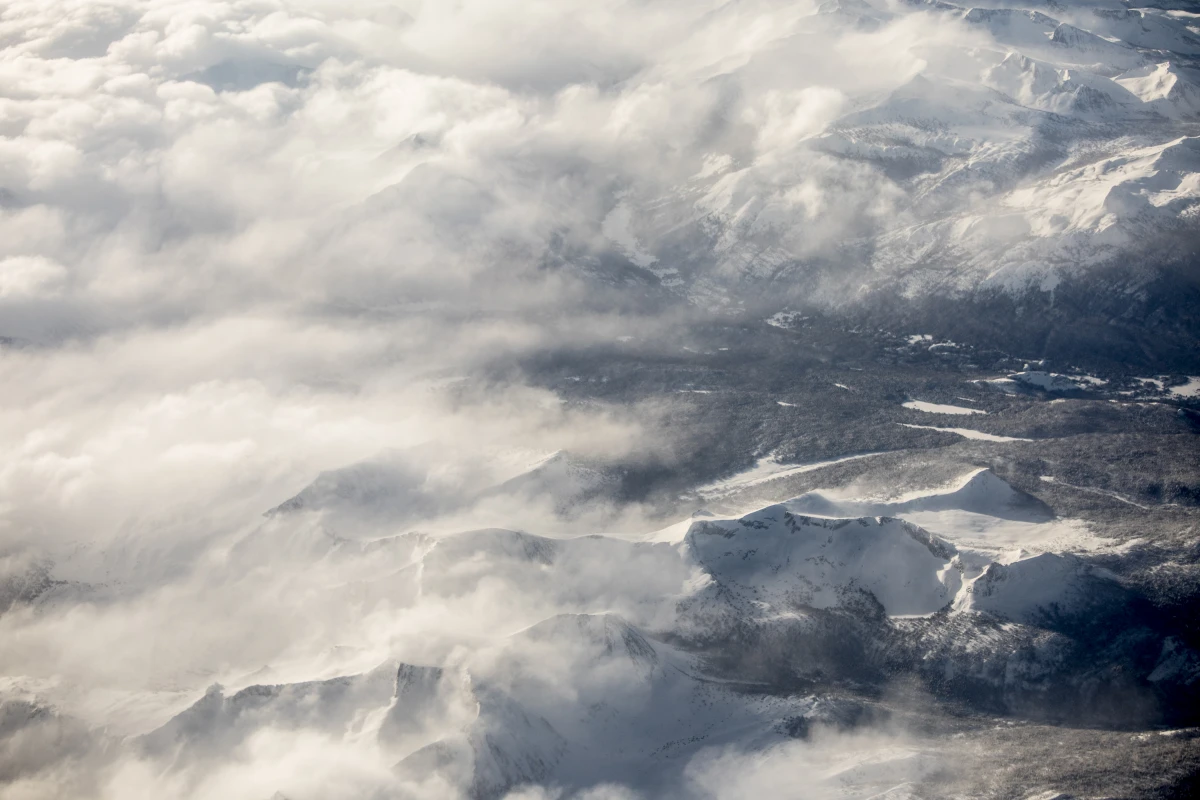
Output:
[[684, 508, 960, 616], [1115, 61, 1200, 118]]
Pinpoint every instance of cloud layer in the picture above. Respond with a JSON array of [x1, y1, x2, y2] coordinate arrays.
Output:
[[3, 1, 1200, 798]]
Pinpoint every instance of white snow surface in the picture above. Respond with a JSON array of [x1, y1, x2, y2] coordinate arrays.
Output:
[[899, 423, 1032, 442], [686, 507, 962, 616], [787, 469, 1118, 561], [1171, 377, 1200, 397], [902, 400, 987, 415], [1007, 371, 1109, 392], [695, 452, 888, 496], [955, 552, 1102, 619], [787, 468, 1040, 520]]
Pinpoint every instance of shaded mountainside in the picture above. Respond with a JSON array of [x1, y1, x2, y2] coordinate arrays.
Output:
[[847, 258, 1200, 372]]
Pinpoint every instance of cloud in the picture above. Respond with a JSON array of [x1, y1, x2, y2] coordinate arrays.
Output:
[[0, 0, 978, 328], [0, 255, 67, 297], [0, 0, 939, 735], [679, 728, 942, 800], [3, 0, 1167, 797]]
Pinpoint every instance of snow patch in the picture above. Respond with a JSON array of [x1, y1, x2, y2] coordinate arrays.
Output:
[[766, 310, 807, 328], [696, 452, 887, 497], [1170, 377, 1200, 397], [902, 400, 987, 415], [899, 424, 1032, 443], [955, 552, 1113, 623]]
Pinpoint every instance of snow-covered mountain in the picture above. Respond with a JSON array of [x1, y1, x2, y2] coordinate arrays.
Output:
[[591, 0, 1200, 366], [2, 1, 1199, 798], [9, 466, 1184, 798]]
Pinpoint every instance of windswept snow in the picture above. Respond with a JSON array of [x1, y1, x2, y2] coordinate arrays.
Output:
[[690, 470, 1121, 623], [1115, 62, 1200, 119], [6, 458, 1161, 798], [1008, 371, 1107, 392], [979, 377, 1023, 394], [1011, 372, 1079, 392]]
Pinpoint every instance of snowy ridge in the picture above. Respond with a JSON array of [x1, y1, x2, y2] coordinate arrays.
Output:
[[954, 551, 1118, 622], [93, 466, 1190, 798], [786, 468, 1053, 521], [1116, 61, 1200, 119]]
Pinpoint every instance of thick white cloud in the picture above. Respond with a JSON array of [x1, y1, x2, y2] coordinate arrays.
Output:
[[0, 0, 977, 341], [2, 0, 935, 559]]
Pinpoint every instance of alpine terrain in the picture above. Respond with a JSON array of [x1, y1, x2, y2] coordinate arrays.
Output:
[[1, 1, 1199, 799]]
